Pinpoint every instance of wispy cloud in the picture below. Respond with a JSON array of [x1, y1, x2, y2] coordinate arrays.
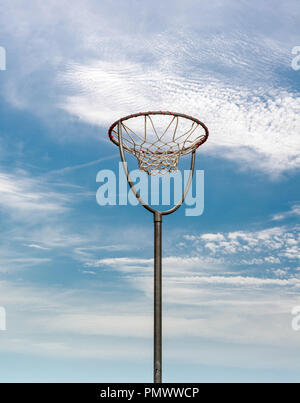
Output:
[[25, 244, 50, 250], [46, 154, 119, 176], [0, 271, 300, 365], [59, 35, 300, 176], [0, 1, 298, 177], [84, 256, 224, 276], [272, 204, 300, 221], [0, 171, 69, 218]]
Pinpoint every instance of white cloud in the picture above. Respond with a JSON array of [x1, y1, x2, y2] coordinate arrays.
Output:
[[25, 244, 50, 250], [185, 227, 299, 263], [60, 55, 300, 176], [272, 204, 300, 221], [81, 270, 96, 275], [0, 249, 300, 370], [167, 275, 300, 287], [201, 233, 225, 242], [85, 257, 152, 273], [241, 258, 264, 265], [265, 256, 281, 264], [0, 2, 299, 176], [84, 255, 300, 289], [21, 225, 90, 249], [273, 269, 288, 277], [85, 256, 224, 276], [0, 171, 69, 218], [281, 247, 300, 260]]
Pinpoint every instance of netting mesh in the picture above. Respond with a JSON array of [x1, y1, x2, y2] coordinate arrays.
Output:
[[109, 112, 208, 175]]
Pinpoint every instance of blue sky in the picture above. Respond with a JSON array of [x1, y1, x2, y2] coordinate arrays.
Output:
[[0, 0, 299, 382]]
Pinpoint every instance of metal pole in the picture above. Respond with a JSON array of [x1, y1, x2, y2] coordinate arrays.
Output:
[[154, 211, 162, 383], [117, 122, 197, 383]]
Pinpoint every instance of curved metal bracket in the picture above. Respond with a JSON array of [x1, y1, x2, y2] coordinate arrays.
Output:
[[118, 122, 196, 216]]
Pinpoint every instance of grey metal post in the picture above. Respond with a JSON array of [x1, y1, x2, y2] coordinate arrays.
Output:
[[154, 211, 162, 383], [117, 122, 196, 383]]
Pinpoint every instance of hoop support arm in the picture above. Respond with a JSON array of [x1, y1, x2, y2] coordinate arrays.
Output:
[[117, 122, 196, 216]]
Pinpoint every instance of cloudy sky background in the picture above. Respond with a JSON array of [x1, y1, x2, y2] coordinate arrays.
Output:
[[0, 0, 299, 382]]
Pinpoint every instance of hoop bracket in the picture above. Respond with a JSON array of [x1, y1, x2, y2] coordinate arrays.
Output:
[[117, 122, 196, 216]]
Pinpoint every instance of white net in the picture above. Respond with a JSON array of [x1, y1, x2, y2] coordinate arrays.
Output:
[[109, 112, 208, 175]]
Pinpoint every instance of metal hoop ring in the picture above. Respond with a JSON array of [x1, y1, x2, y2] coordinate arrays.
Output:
[[108, 111, 209, 153]]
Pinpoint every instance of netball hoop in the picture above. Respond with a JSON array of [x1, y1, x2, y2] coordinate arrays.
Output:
[[108, 111, 209, 383]]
